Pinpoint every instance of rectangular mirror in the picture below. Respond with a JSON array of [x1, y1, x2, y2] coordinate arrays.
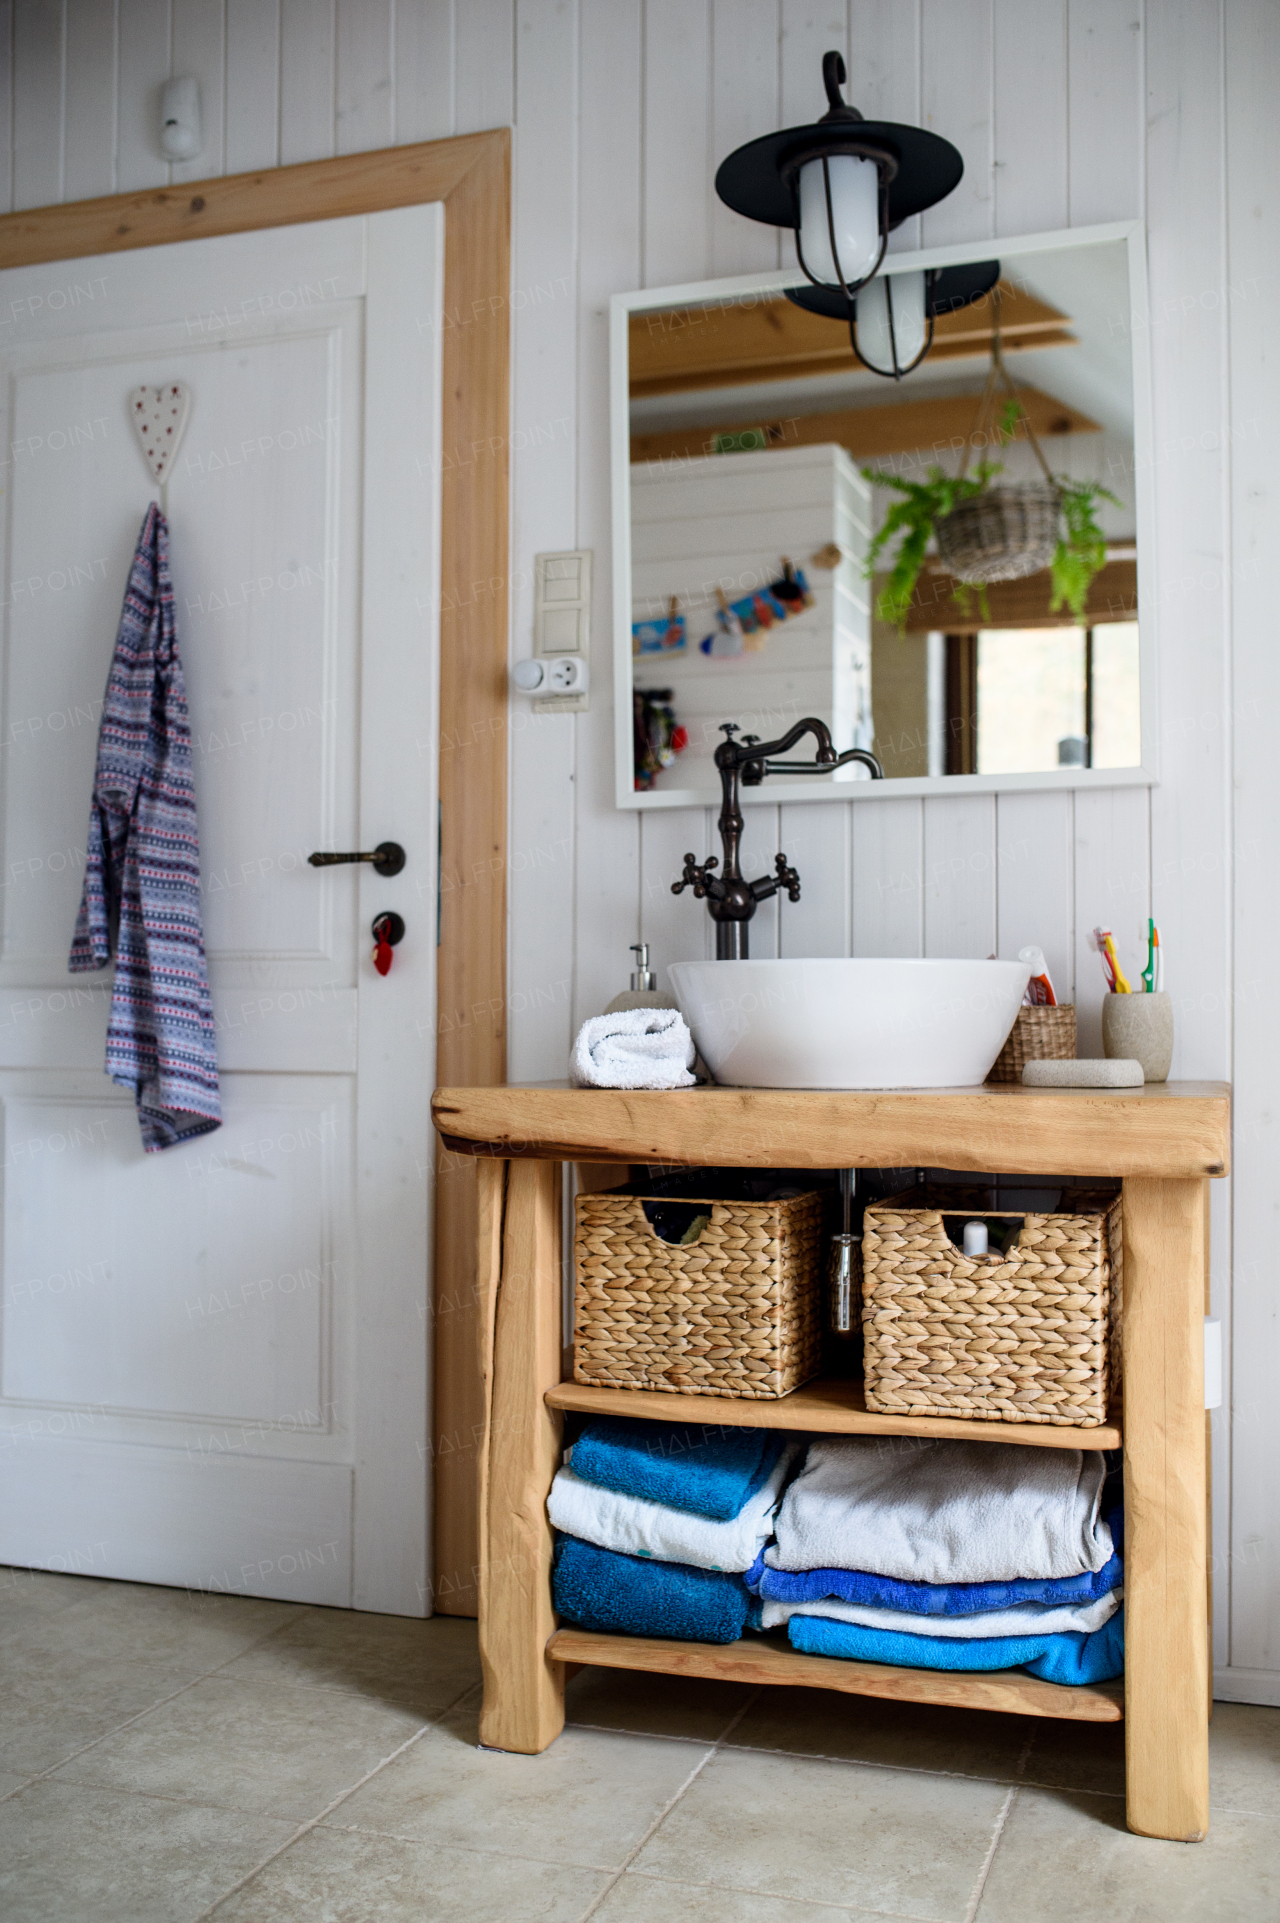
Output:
[[611, 222, 1154, 809]]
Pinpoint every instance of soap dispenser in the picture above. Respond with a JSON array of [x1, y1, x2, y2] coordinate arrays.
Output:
[[604, 944, 680, 1015]]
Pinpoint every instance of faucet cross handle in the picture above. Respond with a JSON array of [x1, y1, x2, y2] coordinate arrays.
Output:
[[771, 852, 801, 903], [672, 852, 724, 901]]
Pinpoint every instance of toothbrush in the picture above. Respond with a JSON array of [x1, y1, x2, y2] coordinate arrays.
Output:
[[1104, 932, 1131, 993], [1091, 926, 1117, 993], [1141, 918, 1156, 994], [1153, 925, 1163, 992]]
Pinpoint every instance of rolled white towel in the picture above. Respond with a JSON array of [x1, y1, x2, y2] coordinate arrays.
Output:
[[760, 1587, 1122, 1638], [570, 1006, 696, 1090], [548, 1441, 801, 1572]]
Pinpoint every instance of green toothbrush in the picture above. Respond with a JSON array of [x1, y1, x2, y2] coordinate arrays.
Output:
[[1141, 917, 1155, 994]]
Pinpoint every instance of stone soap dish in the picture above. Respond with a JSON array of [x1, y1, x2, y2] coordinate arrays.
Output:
[[1022, 1058, 1144, 1088]]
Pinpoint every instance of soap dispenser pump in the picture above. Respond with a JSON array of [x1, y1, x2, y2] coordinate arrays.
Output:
[[604, 944, 680, 1014]]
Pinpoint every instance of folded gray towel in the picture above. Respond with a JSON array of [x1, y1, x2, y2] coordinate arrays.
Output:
[[767, 1436, 1113, 1584]]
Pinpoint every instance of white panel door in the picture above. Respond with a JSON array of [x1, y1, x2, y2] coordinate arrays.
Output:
[[0, 209, 441, 1614]]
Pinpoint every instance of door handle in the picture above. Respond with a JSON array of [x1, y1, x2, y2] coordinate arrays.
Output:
[[308, 840, 406, 877]]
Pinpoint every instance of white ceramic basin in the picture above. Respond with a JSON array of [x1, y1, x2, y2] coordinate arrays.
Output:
[[667, 957, 1029, 1090]]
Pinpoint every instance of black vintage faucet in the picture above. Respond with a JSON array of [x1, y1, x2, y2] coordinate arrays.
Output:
[[672, 718, 885, 958]]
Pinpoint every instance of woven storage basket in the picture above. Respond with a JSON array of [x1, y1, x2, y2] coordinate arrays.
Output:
[[573, 1188, 823, 1399], [987, 1003, 1077, 1083], [861, 1192, 1123, 1426], [934, 483, 1061, 584]]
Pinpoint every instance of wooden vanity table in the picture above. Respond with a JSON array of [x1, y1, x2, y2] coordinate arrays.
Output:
[[432, 1080, 1230, 1842]]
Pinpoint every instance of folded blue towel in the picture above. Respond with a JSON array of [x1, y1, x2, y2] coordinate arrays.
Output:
[[788, 1605, 1124, 1686], [746, 1505, 1124, 1615], [553, 1533, 750, 1643], [570, 1416, 785, 1521]]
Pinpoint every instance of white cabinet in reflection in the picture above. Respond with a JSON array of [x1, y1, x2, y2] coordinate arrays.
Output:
[[630, 443, 873, 794]]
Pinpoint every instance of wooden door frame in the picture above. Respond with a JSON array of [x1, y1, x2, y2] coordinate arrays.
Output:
[[0, 131, 511, 1616]]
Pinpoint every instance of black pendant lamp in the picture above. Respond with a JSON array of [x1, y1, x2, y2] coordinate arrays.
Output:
[[786, 259, 1002, 381], [715, 50, 965, 306]]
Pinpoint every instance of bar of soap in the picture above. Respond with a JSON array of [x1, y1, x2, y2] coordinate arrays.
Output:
[[1022, 1058, 1144, 1087]]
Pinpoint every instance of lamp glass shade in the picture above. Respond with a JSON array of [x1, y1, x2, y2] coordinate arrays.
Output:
[[796, 154, 880, 288], [857, 270, 928, 373]]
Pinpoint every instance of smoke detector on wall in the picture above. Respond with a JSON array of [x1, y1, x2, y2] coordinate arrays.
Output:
[[160, 77, 203, 161]]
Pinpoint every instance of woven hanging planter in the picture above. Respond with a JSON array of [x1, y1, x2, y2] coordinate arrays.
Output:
[[934, 482, 1062, 584]]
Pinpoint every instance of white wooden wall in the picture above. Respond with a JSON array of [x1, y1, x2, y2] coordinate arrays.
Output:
[[2, 0, 1275, 1701]]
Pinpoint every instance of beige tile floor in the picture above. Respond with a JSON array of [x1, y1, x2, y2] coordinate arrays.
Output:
[[1, 1565, 1278, 1922]]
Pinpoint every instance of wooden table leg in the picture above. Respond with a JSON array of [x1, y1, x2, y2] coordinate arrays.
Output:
[[1122, 1176, 1210, 1840], [477, 1157, 565, 1753]]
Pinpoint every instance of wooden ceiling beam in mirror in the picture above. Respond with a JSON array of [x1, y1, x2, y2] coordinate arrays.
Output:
[[629, 382, 1101, 469], [629, 280, 1073, 399], [894, 558, 1138, 632]]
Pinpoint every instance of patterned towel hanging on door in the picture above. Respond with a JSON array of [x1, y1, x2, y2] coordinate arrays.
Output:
[[69, 503, 221, 1151]]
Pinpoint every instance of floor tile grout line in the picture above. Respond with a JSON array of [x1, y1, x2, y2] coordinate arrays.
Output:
[[962, 1719, 1037, 1923], [189, 1670, 482, 1922], [618, 1866, 958, 1922], [575, 1686, 767, 1923], [0, 1604, 314, 1807]]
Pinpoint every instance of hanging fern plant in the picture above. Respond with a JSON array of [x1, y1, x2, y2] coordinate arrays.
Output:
[[864, 392, 1121, 630]]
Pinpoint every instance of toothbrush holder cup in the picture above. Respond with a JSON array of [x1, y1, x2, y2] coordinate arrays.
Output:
[[1102, 990, 1173, 1083]]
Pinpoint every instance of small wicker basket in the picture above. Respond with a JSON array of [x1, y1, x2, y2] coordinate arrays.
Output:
[[573, 1187, 823, 1399], [934, 483, 1061, 584], [987, 1003, 1077, 1083], [861, 1189, 1122, 1427]]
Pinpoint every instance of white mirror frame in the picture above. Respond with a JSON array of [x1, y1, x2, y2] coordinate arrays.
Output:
[[610, 219, 1156, 812]]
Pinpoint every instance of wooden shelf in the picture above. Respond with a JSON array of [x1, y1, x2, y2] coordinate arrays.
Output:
[[547, 1375, 1122, 1451], [547, 1627, 1124, 1724]]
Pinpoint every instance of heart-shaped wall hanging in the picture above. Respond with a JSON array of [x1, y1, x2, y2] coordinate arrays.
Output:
[[129, 382, 191, 486]]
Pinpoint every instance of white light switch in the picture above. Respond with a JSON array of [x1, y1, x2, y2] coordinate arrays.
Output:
[[534, 550, 592, 657]]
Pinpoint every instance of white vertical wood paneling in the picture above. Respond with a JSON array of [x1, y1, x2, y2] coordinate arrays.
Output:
[[642, 0, 712, 286], [394, 0, 455, 145], [995, 791, 1072, 994], [738, 801, 782, 958], [452, 0, 512, 136], [279, 0, 335, 165], [780, 798, 850, 957], [225, 0, 280, 172], [640, 807, 715, 972], [12, 0, 63, 211], [1070, 785, 1148, 1058], [1066, 0, 1143, 225], [115, 0, 170, 191], [920, 0, 993, 246], [1145, 2, 1230, 1082], [781, 0, 847, 126], [993, 0, 1067, 236], [852, 797, 924, 957], [8, 0, 1277, 1697], [170, 0, 225, 182], [1223, 0, 1280, 1680], [848, 0, 920, 249], [336, 0, 392, 156], [65, 0, 118, 200], [505, 0, 579, 1081], [710, 0, 779, 278], [922, 794, 997, 957], [572, 0, 643, 1030]]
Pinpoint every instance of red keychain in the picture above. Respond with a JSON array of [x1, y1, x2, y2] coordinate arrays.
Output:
[[371, 912, 403, 976]]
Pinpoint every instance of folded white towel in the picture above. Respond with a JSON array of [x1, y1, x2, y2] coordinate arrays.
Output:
[[548, 1441, 800, 1572], [768, 1437, 1113, 1584], [570, 1007, 696, 1090], [760, 1587, 1122, 1638]]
